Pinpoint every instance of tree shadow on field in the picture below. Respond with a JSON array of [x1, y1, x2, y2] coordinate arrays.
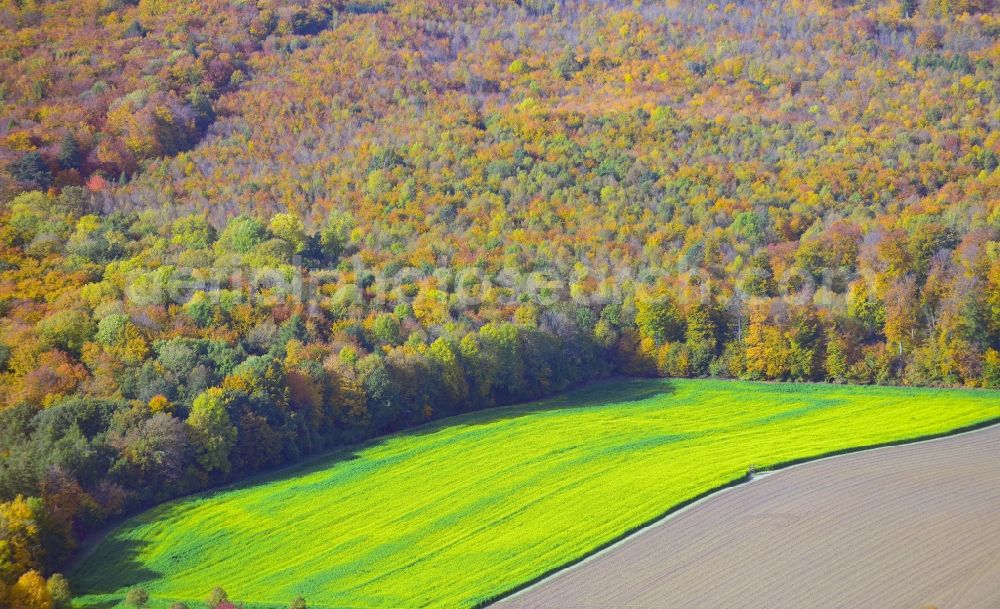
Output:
[[69, 378, 674, 599], [402, 377, 676, 436], [69, 534, 160, 597], [211, 378, 675, 486], [75, 601, 119, 609], [164, 379, 674, 502]]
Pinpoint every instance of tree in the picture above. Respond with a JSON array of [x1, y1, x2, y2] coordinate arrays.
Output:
[[95, 314, 130, 346], [929, 0, 993, 15], [459, 333, 497, 405], [124, 20, 146, 38], [218, 215, 266, 254], [478, 323, 524, 401], [127, 266, 178, 307], [553, 48, 582, 80], [412, 288, 449, 326], [786, 306, 822, 381], [269, 213, 307, 253], [206, 586, 229, 609], [187, 389, 237, 475], [370, 314, 402, 346], [987, 255, 1000, 340], [7, 153, 52, 188], [883, 276, 918, 358], [593, 318, 617, 349], [740, 252, 775, 297], [0, 496, 46, 580], [635, 295, 684, 346], [901, 0, 917, 17], [731, 211, 766, 247], [427, 337, 469, 411], [125, 587, 149, 608], [9, 570, 52, 609], [185, 291, 216, 328], [228, 354, 287, 402], [983, 349, 1000, 389], [825, 328, 849, 383], [95, 313, 149, 365], [110, 412, 190, 489], [231, 410, 285, 473], [46, 574, 71, 609], [171, 214, 216, 249], [684, 304, 717, 376], [848, 280, 886, 339], [36, 310, 95, 356], [743, 305, 789, 380], [319, 211, 354, 261], [57, 134, 82, 171]]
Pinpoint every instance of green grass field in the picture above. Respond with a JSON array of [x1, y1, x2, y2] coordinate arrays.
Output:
[[71, 379, 1000, 609]]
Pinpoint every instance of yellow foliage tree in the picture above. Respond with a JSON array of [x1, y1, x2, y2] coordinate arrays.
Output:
[[412, 288, 449, 326], [0, 496, 43, 576], [9, 570, 52, 609], [148, 394, 174, 414], [743, 306, 789, 380]]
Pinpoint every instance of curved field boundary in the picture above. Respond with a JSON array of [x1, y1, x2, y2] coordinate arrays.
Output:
[[70, 380, 1000, 609], [491, 419, 1000, 609]]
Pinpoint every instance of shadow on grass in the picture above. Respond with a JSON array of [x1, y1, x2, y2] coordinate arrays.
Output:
[[69, 534, 159, 597], [71, 377, 673, 595], [432, 377, 674, 429], [223, 378, 673, 484], [75, 601, 119, 609]]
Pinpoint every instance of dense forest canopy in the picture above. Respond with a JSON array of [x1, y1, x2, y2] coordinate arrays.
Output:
[[0, 0, 998, 603]]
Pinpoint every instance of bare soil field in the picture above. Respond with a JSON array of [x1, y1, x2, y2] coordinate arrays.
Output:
[[493, 424, 1000, 609]]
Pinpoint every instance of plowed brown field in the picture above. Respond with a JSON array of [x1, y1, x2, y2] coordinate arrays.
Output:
[[494, 424, 1000, 609]]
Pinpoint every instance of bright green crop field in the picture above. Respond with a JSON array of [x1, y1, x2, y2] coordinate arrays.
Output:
[[72, 379, 1000, 609]]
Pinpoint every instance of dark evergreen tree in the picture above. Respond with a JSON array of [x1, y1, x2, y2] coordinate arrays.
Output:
[[57, 133, 82, 170], [7, 152, 52, 188]]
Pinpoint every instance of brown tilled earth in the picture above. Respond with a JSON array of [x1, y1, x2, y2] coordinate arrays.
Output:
[[493, 424, 1000, 609]]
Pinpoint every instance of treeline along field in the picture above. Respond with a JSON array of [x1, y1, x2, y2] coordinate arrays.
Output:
[[71, 379, 1000, 609]]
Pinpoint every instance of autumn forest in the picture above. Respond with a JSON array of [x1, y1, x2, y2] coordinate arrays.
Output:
[[0, 0, 998, 605]]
